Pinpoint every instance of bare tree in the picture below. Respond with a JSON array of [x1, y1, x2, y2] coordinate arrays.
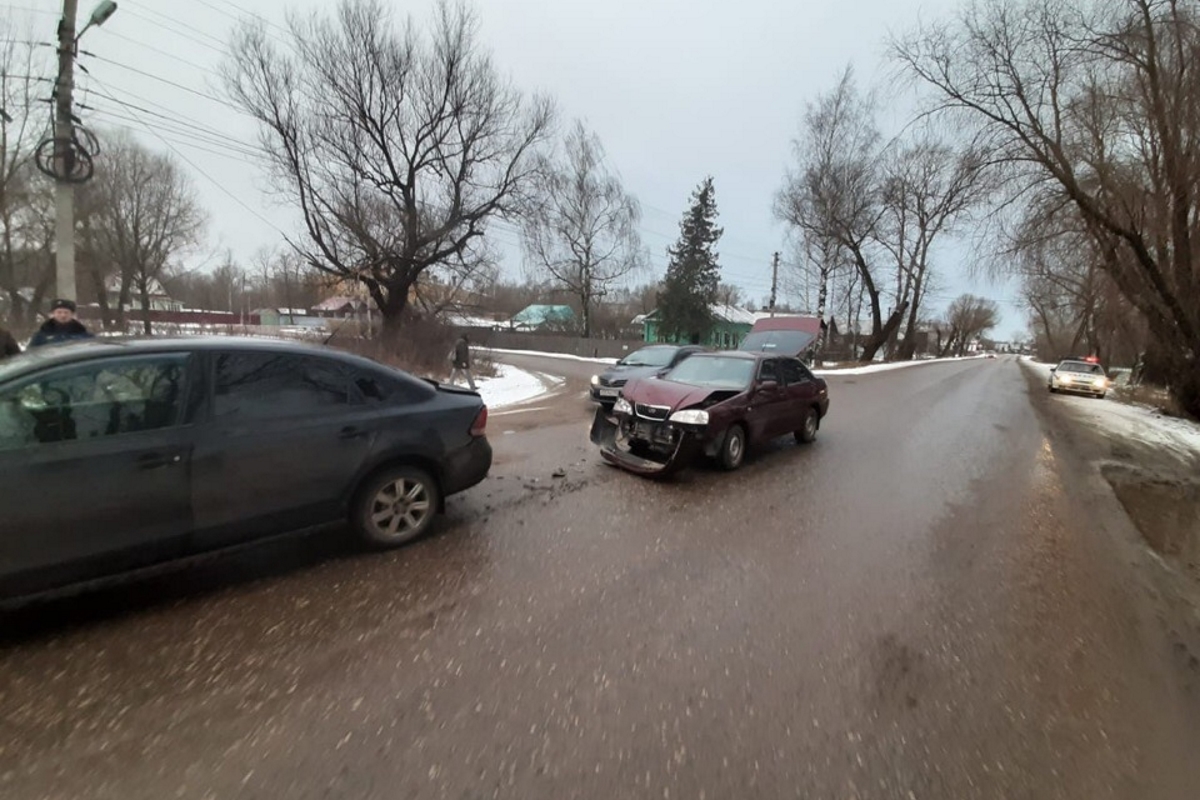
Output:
[[895, 0, 1200, 417], [941, 293, 1000, 356], [776, 67, 908, 362], [521, 120, 642, 338], [0, 19, 53, 328], [80, 132, 206, 334], [223, 0, 555, 342], [878, 136, 989, 359]]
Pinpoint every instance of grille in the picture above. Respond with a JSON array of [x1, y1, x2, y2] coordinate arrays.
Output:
[[634, 403, 671, 421]]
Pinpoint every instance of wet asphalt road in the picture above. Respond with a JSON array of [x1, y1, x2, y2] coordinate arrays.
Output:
[[2, 356, 1198, 799]]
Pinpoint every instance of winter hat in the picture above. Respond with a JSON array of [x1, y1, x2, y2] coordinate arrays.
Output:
[[50, 298, 77, 312]]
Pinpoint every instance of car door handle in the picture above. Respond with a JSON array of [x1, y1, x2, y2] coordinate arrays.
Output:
[[138, 452, 183, 470], [339, 426, 369, 440]]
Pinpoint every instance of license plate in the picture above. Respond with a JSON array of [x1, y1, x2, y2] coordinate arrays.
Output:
[[598, 388, 619, 398]]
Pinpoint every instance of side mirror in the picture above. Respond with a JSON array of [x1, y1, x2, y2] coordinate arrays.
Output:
[[1050, 367, 1057, 373], [757, 379, 780, 393]]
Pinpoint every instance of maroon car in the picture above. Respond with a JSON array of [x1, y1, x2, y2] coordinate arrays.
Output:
[[590, 352, 829, 475]]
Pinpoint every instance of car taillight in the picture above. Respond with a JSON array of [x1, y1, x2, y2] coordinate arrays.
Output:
[[470, 406, 488, 437]]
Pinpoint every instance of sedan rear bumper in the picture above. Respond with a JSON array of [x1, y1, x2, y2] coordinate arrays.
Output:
[[442, 436, 493, 496]]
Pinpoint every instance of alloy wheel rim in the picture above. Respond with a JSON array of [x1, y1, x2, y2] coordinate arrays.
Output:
[[370, 478, 431, 538], [805, 413, 817, 438]]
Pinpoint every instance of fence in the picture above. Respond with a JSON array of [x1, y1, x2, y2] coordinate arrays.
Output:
[[469, 329, 645, 359]]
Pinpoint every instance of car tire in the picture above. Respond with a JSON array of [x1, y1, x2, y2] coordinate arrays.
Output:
[[352, 466, 440, 549], [718, 424, 747, 471], [795, 408, 819, 444], [1049, 386, 1057, 393]]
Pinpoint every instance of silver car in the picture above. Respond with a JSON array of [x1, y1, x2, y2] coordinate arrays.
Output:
[[1048, 359, 1109, 398]]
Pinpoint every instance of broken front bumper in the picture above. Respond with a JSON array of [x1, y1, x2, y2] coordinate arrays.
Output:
[[588, 407, 702, 476]]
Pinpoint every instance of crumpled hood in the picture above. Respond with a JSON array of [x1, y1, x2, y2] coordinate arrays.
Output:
[[621, 377, 735, 413]]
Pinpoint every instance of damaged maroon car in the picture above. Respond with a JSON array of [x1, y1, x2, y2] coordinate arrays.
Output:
[[589, 352, 829, 475]]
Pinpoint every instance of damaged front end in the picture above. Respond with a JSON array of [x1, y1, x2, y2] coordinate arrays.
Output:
[[589, 401, 701, 477]]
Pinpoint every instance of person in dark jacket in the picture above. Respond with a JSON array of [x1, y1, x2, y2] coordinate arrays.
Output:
[[0, 324, 19, 359], [28, 299, 93, 348], [449, 333, 476, 390]]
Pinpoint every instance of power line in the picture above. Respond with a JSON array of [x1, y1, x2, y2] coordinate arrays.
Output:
[[0, 5, 56, 17], [78, 56, 243, 114], [210, 0, 292, 37], [123, 0, 230, 51], [89, 73, 287, 237], [94, 28, 222, 77], [86, 82, 255, 146], [117, 6, 229, 57], [87, 106, 264, 160]]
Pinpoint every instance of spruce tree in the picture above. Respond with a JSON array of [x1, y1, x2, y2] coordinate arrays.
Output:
[[657, 177, 723, 343]]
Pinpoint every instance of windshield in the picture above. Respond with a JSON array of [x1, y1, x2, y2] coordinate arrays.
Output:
[[740, 330, 816, 355], [1058, 361, 1103, 375], [619, 346, 677, 368], [665, 356, 755, 389]]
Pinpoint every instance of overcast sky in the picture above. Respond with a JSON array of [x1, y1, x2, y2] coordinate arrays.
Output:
[[23, 0, 1025, 337]]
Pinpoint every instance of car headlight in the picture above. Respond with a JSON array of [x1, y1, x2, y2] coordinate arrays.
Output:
[[1093, 377, 1107, 387], [590, 374, 600, 386], [669, 409, 709, 426], [613, 397, 632, 415]]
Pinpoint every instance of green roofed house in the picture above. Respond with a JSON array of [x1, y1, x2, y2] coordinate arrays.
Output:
[[508, 304, 576, 331], [639, 304, 760, 349]]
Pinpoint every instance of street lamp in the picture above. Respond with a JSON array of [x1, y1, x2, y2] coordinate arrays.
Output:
[[53, 0, 118, 303], [77, 1, 119, 41]]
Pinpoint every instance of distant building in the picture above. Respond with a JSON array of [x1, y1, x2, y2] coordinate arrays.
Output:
[[640, 304, 814, 349], [507, 304, 576, 331], [311, 296, 369, 318], [254, 308, 327, 329], [104, 276, 183, 312]]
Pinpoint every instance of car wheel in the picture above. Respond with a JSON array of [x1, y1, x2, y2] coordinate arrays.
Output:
[[795, 408, 819, 444], [353, 466, 440, 548], [718, 425, 747, 471], [1049, 386, 1057, 393]]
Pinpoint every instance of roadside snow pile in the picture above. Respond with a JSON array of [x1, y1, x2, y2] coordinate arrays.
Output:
[[473, 363, 548, 409], [813, 355, 986, 377], [1020, 357, 1200, 465], [1066, 394, 1200, 465], [478, 347, 619, 365]]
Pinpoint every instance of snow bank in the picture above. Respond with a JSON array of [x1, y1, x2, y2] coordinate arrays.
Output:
[[473, 364, 549, 409], [1067, 398, 1200, 464], [813, 354, 987, 377], [1020, 358, 1200, 464]]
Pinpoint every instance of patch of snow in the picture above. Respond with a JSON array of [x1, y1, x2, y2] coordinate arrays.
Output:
[[477, 347, 619, 365], [473, 363, 549, 409], [813, 355, 986, 377], [1020, 359, 1200, 465], [1065, 395, 1200, 464]]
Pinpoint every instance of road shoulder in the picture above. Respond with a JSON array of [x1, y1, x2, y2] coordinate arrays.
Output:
[[1019, 359, 1200, 718]]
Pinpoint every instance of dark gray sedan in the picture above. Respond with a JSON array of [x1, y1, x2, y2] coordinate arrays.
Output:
[[589, 344, 706, 407], [0, 337, 491, 602]]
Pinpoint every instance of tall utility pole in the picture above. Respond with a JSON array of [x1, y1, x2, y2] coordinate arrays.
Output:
[[54, 0, 79, 302], [768, 251, 780, 317]]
